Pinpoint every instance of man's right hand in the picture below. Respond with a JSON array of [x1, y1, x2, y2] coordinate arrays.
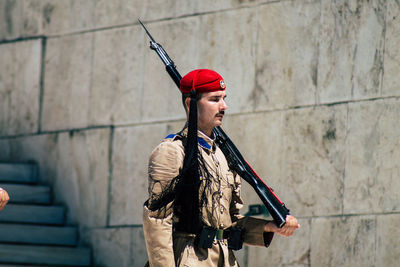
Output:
[[0, 188, 10, 211]]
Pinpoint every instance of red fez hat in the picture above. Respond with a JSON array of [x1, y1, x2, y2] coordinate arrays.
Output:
[[180, 69, 226, 94]]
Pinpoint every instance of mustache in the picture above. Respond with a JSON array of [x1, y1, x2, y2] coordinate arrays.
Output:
[[216, 111, 225, 116]]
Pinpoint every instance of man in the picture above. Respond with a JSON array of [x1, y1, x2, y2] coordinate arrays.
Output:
[[0, 188, 9, 211], [143, 69, 299, 267]]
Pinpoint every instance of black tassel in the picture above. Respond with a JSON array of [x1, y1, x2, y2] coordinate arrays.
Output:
[[174, 91, 201, 234]]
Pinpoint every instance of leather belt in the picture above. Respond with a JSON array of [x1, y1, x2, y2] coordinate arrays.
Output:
[[174, 225, 243, 250]]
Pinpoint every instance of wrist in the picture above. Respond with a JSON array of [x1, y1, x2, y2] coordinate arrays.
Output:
[[263, 221, 275, 233]]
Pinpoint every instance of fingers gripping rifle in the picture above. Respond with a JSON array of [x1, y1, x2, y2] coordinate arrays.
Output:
[[139, 20, 290, 228]]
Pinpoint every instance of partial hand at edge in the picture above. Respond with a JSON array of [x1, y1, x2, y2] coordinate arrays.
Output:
[[0, 188, 10, 211]]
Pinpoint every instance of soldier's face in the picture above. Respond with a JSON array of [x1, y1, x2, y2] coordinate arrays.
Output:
[[197, 90, 227, 135]]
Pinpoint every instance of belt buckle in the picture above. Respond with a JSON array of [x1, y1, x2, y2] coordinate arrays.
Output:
[[216, 229, 224, 240]]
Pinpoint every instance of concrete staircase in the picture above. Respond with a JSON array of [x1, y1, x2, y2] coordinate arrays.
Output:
[[0, 163, 92, 266]]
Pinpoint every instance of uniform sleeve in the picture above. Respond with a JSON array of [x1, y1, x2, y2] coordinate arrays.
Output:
[[230, 173, 274, 247], [143, 204, 175, 267], [143, 141, 184, 267]]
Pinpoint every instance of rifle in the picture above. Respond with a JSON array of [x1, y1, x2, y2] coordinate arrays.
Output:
[[139, 19, 290, 228]]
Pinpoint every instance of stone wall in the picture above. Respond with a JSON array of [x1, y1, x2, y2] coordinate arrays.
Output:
[[0, 0, 399, 266]]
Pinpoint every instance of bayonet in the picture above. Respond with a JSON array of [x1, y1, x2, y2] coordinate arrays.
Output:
[[139, 19, 182, 87], [138, 19, 156, 43]]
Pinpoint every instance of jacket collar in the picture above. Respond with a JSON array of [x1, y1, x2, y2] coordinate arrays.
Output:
[[179, 124, 215, 152], [197, 130, 215, 151]]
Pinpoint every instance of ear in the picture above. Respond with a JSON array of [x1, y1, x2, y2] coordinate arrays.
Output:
[[184, 97, 191, 113]]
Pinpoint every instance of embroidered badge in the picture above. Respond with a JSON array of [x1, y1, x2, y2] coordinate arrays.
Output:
[[220, 80, 226, 89]]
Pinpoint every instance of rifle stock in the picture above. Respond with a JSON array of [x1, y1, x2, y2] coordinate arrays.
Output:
[[139, 19, 290, 228]]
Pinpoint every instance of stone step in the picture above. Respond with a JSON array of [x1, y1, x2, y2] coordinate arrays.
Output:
[[0, 204, 65, 225], [0, 224, 77, 246], [0, 244, 91, 266], [0, 163, 37, 184], [0, 265, 45, 267], [0, 265, 42, 267], [0, 184, 51, 204]]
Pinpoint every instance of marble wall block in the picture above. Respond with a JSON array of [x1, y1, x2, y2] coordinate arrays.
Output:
[[318, 0, 386, 103], [254, 0, 320, 111], [93, 0, 262, 30], [130, 227, 148, 267], [281, 105, 347, 217], [0, 129, 110, 228], [94, 0, 196, 29], [0, 139, 11, 160], [51, 129, 110, 228], [110, 122, 184, 226], [376, 214, 400, 267], [86, 227, 133, 267], [0, 39, 41, 136], [16, 0, 48, 37], [59, 0, 96, 34], [86, 226, 147, 267], [0, 0, 23, 40], [222, 112, 284, 212], [90, 25, 145, 125], [311, 216, 376, 267], [196, 8, 258, 114], [0, 0, 69, 40], [247, 218, 310, 267], [344, 99, 400, 214], [94, 0, 144, 28], [139, 0, 196, 22], [382, 0, 400, 96], [197, 0, 260, 13], [41, 33, 93, 131], [20, 0, 95, 37]]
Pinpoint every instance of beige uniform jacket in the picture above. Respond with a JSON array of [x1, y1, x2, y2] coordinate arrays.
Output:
[[143, 129, 273, 267]]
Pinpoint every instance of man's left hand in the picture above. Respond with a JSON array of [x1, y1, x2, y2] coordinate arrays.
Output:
[[264, 215, 300, 237]]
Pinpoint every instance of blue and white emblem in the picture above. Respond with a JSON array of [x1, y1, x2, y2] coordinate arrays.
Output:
[[220, 80, 226, 89]]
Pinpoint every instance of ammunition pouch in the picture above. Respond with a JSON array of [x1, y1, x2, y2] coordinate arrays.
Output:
[[227, 226, 244, 250], [195, 226, 216, 249], [193, 225, 244, 250]]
